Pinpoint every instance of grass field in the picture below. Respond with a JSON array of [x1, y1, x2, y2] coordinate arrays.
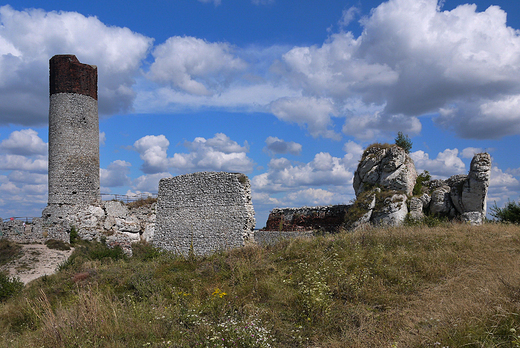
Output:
[[1, 222, 520, 347]]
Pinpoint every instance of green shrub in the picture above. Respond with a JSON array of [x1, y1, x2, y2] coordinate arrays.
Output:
[[395, 131, 412, 154], [44, 239, 71, 251], [413, 170, 431, 196], [491, 200, 520, 224], [132, 241, 163, 261], [0, 272, 23, 301], [0, 240, 21, 266], [69, 226, 79, 245], [87, 243, 126, 261], [65, 240, 126, 267]]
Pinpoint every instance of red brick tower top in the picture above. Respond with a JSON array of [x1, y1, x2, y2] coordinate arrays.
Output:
[[49, 55, 97, 100]]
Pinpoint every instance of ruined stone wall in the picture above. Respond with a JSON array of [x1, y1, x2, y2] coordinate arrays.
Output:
[[264, 205, 350, 232], [47, 55, 99, 206], [0, 218, 69, 244], [155, 172, 255, 256]]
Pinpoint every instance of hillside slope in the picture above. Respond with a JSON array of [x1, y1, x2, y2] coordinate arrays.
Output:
[[1, 223, 520, 347]]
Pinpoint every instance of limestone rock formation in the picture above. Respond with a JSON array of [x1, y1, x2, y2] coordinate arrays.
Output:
[[354, 144, 417, 196], [426, 152, 491, 225], [371, 193, 408, 226], [429, 185, 455, 217], [347, 147, 491, 228], [349, 144, 416, 227], [408, 196, 424, 221]]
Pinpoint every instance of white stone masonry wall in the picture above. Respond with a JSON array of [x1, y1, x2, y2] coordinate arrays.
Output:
[[155, 172, 255, 256], [48, 93, 99, 205]]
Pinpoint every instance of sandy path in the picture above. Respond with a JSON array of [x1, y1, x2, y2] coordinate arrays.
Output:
[[1, 244, 74, 285]]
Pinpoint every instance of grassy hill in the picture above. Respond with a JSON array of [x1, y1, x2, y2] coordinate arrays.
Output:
[[1, 222, 520, 347]]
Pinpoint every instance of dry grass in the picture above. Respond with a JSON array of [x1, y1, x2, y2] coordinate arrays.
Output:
[[0, 223, 520, 347], [0, 239, 21, 266], [126, 197, 157, 209]]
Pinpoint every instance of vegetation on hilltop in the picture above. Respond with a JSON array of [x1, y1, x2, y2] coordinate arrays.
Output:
[[395, 131, 412, 154], [491, 200, 520, 224], [1, 223, 520, 347]]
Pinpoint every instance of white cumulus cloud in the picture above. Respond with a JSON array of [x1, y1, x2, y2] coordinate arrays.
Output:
[[0, 129, 47, 155], [252, 152, 355, 193], [100, 160, 132, 188], [133, 133, 254, 175], [264, 136, 302, 156], [270, 97, 341, 139], [410, 148, 466, 178], [276, 0, 520, 139], [148, 36, 246, 96], [0, 5, 152, 125], [133, 172, 172, 193]]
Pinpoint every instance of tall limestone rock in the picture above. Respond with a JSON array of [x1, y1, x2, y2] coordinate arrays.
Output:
[[354, 144, 417, 196], [350, 144, 417, 228], [446, 153, 491, 224]]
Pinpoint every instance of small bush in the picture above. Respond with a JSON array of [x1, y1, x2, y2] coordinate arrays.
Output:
[[69, 226, 79, 245], [0, 272, 23, 301], [65, 240, 126, 268], [132, 241, 162, 261], [413, 170, 431, 196], [491, 200, 520, 224], [0, 240, 21, 266], [44, 239, 71, 251], [87, 243, 126, 261]]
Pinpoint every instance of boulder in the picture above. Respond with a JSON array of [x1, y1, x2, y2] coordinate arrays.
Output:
[[419, 193, 431, 209], [104, 200, 129, 218], [371, 193, 408, 226], [428, 185, 455, 217], [408, 196, 424, 221]]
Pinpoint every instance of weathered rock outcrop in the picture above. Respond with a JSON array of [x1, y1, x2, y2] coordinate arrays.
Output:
[[419, 153, 491, 225], [348, 144, 416, 228], [354, 144, 417, 196], [39, 199, 156, 253]]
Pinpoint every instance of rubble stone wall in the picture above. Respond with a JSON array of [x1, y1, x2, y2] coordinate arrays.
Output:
[[155, 172, 256, 256], [0, 218, 69, 244], [264, 205, 350, 232]]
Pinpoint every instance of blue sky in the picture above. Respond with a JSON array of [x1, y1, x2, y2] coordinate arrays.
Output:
[[0, 0, 519, 227]]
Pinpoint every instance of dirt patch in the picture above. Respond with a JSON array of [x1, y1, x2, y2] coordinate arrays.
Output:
[[0, 244, 74, 284]]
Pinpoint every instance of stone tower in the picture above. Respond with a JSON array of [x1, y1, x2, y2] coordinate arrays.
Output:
[[47, 55, 100, 206]]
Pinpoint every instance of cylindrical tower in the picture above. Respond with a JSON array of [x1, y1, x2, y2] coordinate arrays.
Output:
[[48, 55, 100, 205]]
